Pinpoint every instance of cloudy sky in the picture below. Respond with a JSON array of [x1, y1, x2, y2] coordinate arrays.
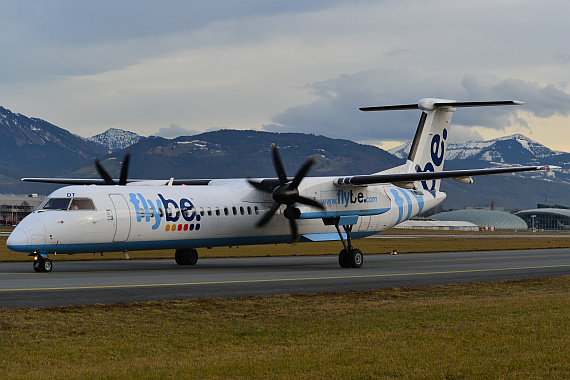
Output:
[[1, 0, 570, 151]]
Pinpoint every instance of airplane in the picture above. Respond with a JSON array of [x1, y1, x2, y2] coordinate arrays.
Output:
[[6, 98, 558, 272]]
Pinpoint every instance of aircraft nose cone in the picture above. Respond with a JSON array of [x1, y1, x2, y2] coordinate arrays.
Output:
[[6, 228, 29, 252]]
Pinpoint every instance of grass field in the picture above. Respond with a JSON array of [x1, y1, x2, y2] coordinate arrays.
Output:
[[1, 277, 570, 378], [2, 229, 570, 262]]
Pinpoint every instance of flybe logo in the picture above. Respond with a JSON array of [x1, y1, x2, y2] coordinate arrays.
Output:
[[416, 128, 447, 190], [128, 193, 202, 231], [321, 189, 378, 208]]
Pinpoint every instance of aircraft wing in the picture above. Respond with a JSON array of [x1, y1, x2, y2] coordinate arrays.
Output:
[[334, 165, 559, 187], [20, 178, 213, 186]]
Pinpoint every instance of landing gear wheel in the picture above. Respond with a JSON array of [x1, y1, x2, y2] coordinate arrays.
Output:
[[186, 249, 198, 265], [175, 249, 184, 265], [175, 249, 198, 265], [33, 257, 52, 272], [349, 249, 363, 268], [339, 249, 351, 268]]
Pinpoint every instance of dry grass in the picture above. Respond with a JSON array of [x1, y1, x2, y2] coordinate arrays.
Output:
[[1, 277, 570, 378]]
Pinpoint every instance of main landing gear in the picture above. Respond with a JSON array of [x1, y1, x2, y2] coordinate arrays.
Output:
[[334, 223, 363, 268], [32, 254, 52, 273], [175, 248, 198, 266]]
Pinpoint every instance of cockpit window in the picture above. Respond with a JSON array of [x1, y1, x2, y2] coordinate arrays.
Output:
[[40, 197, 96, 211], [69, 198, 96, 210], [42, 198, 71, 210]]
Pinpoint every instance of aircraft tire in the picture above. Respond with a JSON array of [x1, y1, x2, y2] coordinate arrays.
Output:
[[37, 258, 52, 273], [349, 249, 363, 268], [339, 249, 351, 268], [33, 260, 41, 272], [186, 249, 198, 265], [174, 249, 184, 265]]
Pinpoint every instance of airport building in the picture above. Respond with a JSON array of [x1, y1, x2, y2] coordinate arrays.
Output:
[[394, 219, 479, 231], [516, 207, 570, 231], [430, 209, 528, 231], [0, 194, 45, 225]]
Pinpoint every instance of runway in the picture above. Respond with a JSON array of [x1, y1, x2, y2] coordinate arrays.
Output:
[[1, 248, 569, 309]]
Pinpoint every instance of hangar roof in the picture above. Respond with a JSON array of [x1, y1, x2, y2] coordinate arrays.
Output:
[[431, 209, 527, 230]]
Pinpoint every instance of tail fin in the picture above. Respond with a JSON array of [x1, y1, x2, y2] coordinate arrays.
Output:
[[361, 98, 523, 191]]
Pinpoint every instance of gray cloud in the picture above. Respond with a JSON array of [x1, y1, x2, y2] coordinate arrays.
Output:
[[265, 71, 570, 143], [153, 124, 200, 139], [0, 1, 346, 83]]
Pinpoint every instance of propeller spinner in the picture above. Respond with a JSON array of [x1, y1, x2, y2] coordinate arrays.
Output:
[[248, 145, 324, 243]]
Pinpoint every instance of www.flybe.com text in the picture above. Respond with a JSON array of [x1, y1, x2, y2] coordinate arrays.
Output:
[[321, 189, 378, 208]]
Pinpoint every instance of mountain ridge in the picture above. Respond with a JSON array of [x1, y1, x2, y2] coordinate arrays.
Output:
[[1, 105, 569, 210]]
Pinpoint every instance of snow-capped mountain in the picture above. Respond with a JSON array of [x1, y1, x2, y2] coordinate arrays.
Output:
[[0, 106, 107, 177], [388, 134, 567, 164], [88, 128, 145, 152]]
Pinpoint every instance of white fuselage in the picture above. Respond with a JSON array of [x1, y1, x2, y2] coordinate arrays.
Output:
[[7, 177, 445, 255]]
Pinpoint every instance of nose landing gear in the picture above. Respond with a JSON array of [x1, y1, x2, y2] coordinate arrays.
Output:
[[32, 254, 53, 273]]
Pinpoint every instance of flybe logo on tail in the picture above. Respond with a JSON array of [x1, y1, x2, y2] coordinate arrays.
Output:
[[128, 193, 202, 231], [416, 128, 447, 190]]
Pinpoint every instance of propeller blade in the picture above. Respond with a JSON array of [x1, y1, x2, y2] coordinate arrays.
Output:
[[247, 179, 273, 193], [295, 195, 325, 210], [271, 145, 288, 184], [290, 157, 315, 189], [286, 205, 299, 243], [255, 202, 280, 228], [94, 158, 116, 185], [119, 152, 131, 186]]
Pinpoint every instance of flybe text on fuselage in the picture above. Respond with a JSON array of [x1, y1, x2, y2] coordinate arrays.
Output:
[[321, 189, 378, 207], [128, 192, 202, 231]]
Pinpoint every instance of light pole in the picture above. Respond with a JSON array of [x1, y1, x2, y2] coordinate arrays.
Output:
[[531, 214, 537, 232]]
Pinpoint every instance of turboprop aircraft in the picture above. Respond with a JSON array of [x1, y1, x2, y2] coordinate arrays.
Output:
[[6, 98, 557, 272]]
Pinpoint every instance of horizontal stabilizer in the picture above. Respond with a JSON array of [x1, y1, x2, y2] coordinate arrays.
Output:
[[360, 99, 523, 112]]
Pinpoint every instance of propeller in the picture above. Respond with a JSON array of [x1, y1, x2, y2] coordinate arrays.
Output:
[[94, 152, 131, 185], [248, 145, 324, 243]]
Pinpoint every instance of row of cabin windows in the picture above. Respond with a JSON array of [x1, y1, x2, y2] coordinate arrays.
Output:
[[139, 205, 267, 219]]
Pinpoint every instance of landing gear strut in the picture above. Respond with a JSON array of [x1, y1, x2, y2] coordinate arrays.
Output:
[[175, 248, 198, 266], [32, 254, 52, 273], [334, 223, 363, 268]]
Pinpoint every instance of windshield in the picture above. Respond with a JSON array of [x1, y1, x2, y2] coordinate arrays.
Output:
[[42, 198, 71, 210], [40, 197, 96, 211]]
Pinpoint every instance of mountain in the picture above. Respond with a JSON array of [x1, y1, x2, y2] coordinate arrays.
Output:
[[1, 105, 570, 210], [388, 134, 570, 209], [96, 130, 402, 180], [389, 134, 569, 164], [88, 128, 145, 152], [0, 106, 108, 194]]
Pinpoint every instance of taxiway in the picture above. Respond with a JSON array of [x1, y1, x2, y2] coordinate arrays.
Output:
[[1, 248, 569, 308]]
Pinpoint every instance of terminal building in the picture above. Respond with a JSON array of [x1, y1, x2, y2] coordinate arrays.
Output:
[[0, 194, 45, 226], [516, 204, 570, 231]]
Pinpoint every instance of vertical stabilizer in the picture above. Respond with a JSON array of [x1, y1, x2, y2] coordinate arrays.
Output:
[[360, 98, 523, 191]]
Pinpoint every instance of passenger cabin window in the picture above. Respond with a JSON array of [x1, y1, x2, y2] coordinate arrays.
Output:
[[43, 198, 71, 210]]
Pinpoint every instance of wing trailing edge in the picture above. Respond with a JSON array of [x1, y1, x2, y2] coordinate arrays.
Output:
[[334, 165, 559, 187]]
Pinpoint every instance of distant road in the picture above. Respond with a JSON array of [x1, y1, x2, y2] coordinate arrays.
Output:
[[1, 248, 569, 309]]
